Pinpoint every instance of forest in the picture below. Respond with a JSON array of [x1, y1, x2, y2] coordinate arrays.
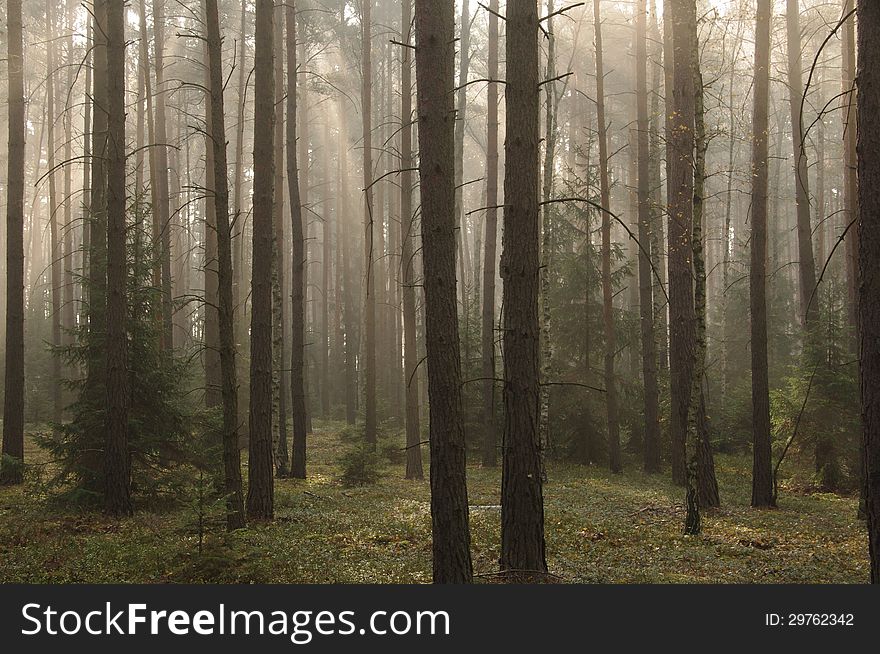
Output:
[[0, 0, 879, 585]]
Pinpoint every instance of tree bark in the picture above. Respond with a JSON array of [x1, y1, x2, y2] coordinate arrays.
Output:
[[636, 0, 661, 474], [500, 0, 547, 575], [749, 0, 774, 508], [1, 0, 26, 486], [667, 0, 698, 532], [401, 0, 424, 480], [414, 0, 473, 583], [857, 0, 880, 583], [205, 0, 246, 530], [288, 1, 308, 481], [481, 0, 500, 469], [247, 0, 276, 520], [362, 0, 378, 448], [594, 0, 621, 474], [104, 0, 132, 517]]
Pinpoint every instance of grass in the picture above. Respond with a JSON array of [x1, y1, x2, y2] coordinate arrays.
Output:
[[0, 419, 869, 583]]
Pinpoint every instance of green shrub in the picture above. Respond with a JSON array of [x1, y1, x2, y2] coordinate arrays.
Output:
[[339, 445, 381, 487]]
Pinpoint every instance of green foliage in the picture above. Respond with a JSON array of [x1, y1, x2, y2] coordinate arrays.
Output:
[[338, 444, 381, 487], [36, 202, 195, 506]]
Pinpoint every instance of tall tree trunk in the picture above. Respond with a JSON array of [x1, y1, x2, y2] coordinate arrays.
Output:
[[203, 10, 221, 411], [857, 0, 880, 583], [414, 0, 473, 584], [206, 0, 246, 530], [232, 0, 250, 320], [247, 0, 276, 520], [594, 0, 621, 474], [47, 2, 63, 429], [500, 0, 547, 575], [272, 7, 289, 478], [481, 0, 500, 468], [691, 47, 719, 509], [401, 0, 424, 480], [663, 0, 688, 486], [288, 1, 308, 481], [104, 0, 132, 517], [454, 0, 473, 441], [636, 0, 661, 474], [667, 0, 698, 532], [539, 0, 556, 457], [750, 0, 774, 508], [151, 0, 174, 352], [1, 0, 26, 486], [362, 0, 378, 448]]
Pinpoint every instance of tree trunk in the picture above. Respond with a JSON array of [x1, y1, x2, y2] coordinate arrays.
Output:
[[361, 0, 378, 448], [481, 0, 500, 468], [206, 0, 246, 530], [636, 0, 661, 474], [750, 0, 774, 511], [401, 0, 424, 480], [247, 0, 276, 520], [539, 0, 556, 458], [857, 0, 880, 583], [691, 45, 719, 510], [500, 0, 547, 575], [594, 0, 621, 474], [104, 0, 132, 517], [414, 0, 473, 584], [667, 0, 698, 532], [47, 2, 63, 429], [287, 1, 308, 481], [1, 0, 26, 486], [272, 8, 289, 478]]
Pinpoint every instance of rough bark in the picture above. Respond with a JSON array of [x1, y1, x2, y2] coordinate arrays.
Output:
[[749, 0, 774, 508], [500, 0, 547, 575], [1, 0, 26, 486], [205, 0, 246, 530], [414, 0, 473, 583], [857, 0, 880, 583], [247, 0, 276, 521], [104, 0, 132, 517], [667, 0, 698, 532], [481, 0, 500, 469], [288, 2, 308, 481]]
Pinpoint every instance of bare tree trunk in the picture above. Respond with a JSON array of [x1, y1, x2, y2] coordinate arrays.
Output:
[[749, 0, 774, 509], [206, 0, 246, 530], [247, 0, 276, 520], [857, 0, 880, 583], [288, 1, 308, 481], [691, 46, 719, 509], [401, 0, 424, 479], [636, 0, 661, 474], [481, 0, 500, 468], [232, 0, 249, 320], [500, 0, 547, 576], [272, 7, 289, 478], [539, 0, 556, 457], [104, 0, 132, 517], [362, 0, 377, 448], [594, 0, 621, 474], [47, 1, 63, 429], [414, 0, 473, 584], [667, 0, 699, 532], [1, 0, 26, 486]]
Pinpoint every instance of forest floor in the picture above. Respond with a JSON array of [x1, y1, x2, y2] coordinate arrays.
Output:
[[0, 420, 868, 583]]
